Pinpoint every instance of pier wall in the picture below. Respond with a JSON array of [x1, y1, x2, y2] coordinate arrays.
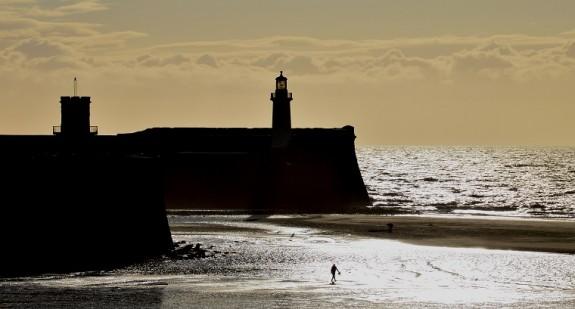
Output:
[[0, 147, 173, 276], [0, 126, 369, 275], [131, 126, 371, 211]]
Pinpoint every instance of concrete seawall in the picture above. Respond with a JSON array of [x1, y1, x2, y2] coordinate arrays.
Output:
[[0, 153, 173, 276], [131, 126, 371, 211]]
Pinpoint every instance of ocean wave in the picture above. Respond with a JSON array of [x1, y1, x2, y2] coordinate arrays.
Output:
[[357, 146, 575, 218], [422, 177, 439, 182], [504, 163, 546, 168], [373, 200, 412, 206], [468, 194, 487, 198], [380, 192, 405, 197], [550, 190, 575, 197]]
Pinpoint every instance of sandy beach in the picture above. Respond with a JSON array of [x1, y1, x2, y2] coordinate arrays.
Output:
[[263, 214, 575, 254], [3, 214, 575, 308]]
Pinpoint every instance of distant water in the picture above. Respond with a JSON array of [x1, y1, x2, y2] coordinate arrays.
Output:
[[357, 146, 575, 218]]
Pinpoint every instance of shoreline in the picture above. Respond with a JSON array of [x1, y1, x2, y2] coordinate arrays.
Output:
[[259, 214, 575, 254]]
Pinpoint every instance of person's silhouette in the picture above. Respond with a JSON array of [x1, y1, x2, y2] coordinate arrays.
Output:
[[330, 264, 340, 284]]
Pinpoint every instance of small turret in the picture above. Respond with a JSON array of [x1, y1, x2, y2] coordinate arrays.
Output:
[[53, 78, 97, 137]]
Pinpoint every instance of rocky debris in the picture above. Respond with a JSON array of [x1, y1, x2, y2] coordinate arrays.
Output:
[[165, 241, 235, 260]]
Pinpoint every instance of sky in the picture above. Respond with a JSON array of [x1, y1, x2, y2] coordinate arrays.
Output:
[[1, 0, 574, 145]]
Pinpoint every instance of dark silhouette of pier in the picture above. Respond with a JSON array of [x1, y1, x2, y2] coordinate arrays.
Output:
[[0, 72, 370, 276]]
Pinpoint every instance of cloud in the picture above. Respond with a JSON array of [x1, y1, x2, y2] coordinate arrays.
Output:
[[251, 53, 288, 68], [132, 34, 575, 84], [476, 42, 518, 57], [134, 54, 191, 67], [0, 17, 37, 32], [73, 31, 147, 50], [566, 42, 575, 58], [0, 38, 91, 72], [283, 55, 319, 74], [3, 33, 574, 85], [1, 1, 574, 84], [19, 0, 108, 17], [8, 38, 73, 58], [31, 56, 86, 70], [196, 54, 218, 67], [0, 17, 99, 43], [451, 50, 514, 78], [0, 1, 139, 55], [0, 0, 34, 10], [559, 29, 575, 38], [0, 0, 34, 4]]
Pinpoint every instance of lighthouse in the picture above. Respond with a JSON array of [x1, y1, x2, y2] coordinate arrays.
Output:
[[270, 71, 293, 148], [270, 71, 293, 131]]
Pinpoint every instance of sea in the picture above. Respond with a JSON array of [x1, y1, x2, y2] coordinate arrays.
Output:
[[2, 146, 575, 308], [358, 146, 575, 218]]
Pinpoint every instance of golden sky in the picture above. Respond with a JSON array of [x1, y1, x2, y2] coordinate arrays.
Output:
[[1, 0, 574, 145]]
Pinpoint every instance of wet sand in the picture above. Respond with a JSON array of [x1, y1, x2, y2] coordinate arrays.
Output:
[[3, 215, 575, 308], [263, 215, 575, 254]]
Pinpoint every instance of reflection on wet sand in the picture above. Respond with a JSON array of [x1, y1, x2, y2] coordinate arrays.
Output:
[[1, 286, 163, 309], [1, 215, 575, 308]]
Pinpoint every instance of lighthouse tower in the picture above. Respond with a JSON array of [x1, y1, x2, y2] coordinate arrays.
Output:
[[270, 71, 293, 131]]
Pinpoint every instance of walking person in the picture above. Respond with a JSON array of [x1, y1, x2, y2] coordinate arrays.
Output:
[[330, 264, 341, 284]]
